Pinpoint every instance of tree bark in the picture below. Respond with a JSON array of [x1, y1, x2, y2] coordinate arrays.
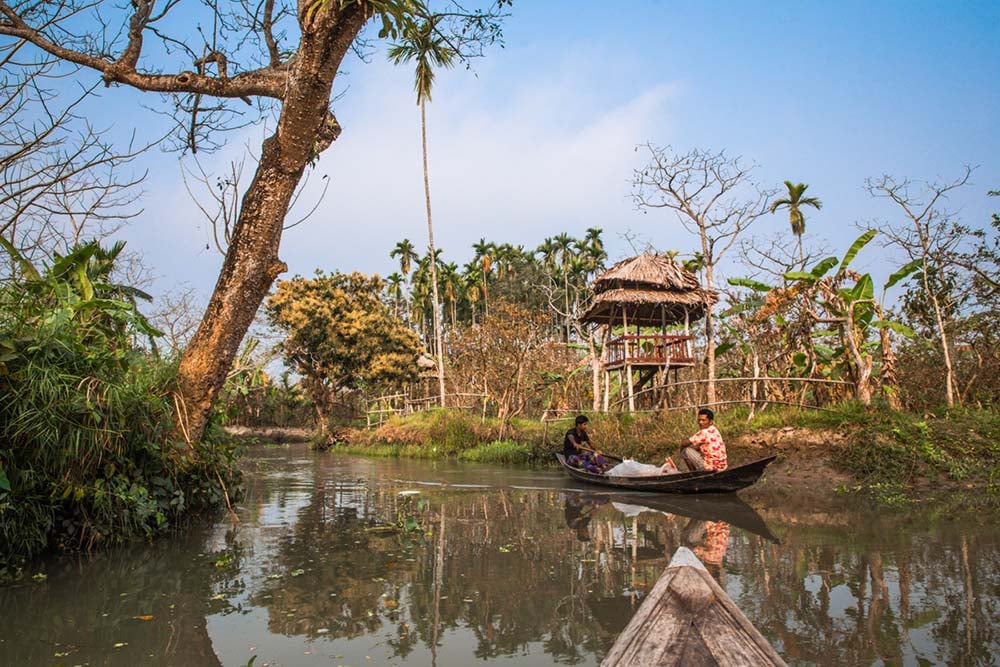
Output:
[[421, 100, 447, 408], [844, 308, 872, 405], [175, 7, 367, 442], [922, 260, 957, 408], [703, 248, 717, 406]]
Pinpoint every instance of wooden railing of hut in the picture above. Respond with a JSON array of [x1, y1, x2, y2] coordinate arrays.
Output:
[[604, 333, 695, 370]]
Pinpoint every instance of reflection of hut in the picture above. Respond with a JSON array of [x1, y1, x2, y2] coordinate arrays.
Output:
[[579, 254, 717, 411]]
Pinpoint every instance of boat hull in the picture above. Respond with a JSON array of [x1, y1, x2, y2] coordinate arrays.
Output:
[[556, 453, 776, 494]]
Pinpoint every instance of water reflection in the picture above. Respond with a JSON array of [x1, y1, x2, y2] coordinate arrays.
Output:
[[0, 445, 998, 666]]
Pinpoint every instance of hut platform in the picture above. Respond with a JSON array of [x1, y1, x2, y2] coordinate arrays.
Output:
[[601, 547, 787, 667]]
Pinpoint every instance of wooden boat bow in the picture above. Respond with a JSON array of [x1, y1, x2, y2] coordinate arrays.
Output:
[[601, 547, 787, 666]]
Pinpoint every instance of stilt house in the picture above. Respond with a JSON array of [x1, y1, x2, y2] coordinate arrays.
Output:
[[580, 253, 717, 411]]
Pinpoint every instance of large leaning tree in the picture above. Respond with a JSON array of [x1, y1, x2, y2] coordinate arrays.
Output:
[[0, 0, 508, 442]]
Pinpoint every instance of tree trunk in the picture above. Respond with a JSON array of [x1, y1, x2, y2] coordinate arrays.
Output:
[[175, 134, 299, 442], [924, 269, 957, 408], [312, 388, 331, 439], [589, 328, 601, 412], [174, 8, 367, 442], [703, 261, 717, 406], [421, 100, 447, 408], [844, 308, 872, 405], [877, 307, 902, 410]]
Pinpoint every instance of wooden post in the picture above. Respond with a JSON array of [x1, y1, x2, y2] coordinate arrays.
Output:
[[624, 308, 635, 412], [603, 366, 611, 412]]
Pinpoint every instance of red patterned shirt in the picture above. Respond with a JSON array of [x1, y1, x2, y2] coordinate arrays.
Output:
[[689, 425, 728, 471]]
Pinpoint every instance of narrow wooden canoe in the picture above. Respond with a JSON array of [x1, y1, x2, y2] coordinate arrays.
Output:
[[601, 547, 787, 667], [556, 453, 776, 494]]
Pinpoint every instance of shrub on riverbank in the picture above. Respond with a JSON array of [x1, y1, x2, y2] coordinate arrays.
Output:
[[0, 242, 242, 578], [836, 407, 1000, 490]]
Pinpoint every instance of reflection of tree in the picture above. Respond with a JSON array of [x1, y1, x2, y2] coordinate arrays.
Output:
[[248, 483, 685, 663], [238, 457, 1000, 666], [7, 451, 998, 665], [725, 518, 1000, 666]]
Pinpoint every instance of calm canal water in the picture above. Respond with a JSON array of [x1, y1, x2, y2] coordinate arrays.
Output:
[[1, 443, 998, 666]]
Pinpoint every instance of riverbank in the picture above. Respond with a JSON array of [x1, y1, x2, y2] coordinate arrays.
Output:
[[230, 403, 1000, 505]]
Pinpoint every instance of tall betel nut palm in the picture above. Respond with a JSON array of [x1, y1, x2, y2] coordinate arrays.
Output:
[[770, 181, 823, 267], [388, 17, 456, 408], [0, 0, 507, 441]]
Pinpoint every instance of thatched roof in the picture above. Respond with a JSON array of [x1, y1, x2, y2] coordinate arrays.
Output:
[[592, 253, 702, 292], [580, 254, 717, 326]]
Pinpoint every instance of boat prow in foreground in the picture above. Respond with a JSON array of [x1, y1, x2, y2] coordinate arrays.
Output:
[[601, 547, 787, 667], [556, 454, 776, 494]]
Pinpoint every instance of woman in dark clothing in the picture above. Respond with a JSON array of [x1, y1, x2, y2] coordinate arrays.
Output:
[[563, 415, 606, 473]]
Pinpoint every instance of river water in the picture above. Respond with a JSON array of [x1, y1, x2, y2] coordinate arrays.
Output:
[[1, 443, 998, 666]]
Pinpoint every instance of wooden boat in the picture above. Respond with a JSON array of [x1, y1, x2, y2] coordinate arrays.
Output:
[[601, 547, 787, 667], [555, 453, 776, 494]]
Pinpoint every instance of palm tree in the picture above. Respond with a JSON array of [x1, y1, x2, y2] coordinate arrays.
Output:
[[472, 238, 493, 316], [440, 261, 462, 325], [389, 19, 456, 408], [553, 232, 576, 342], [390, 238, 418, 280], [770, 181, 823, 267], [462, 265, 482, 324], [584, 226, 604, 254], [386, 272, 405, 318]]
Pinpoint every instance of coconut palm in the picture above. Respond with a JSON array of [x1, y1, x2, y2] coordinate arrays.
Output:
[[389, 18, 456, 407], [770, 181, 823, 267]]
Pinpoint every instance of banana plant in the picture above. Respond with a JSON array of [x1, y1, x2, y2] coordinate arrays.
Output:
[[729, 230, 916, 406], [0, 238, 162, 372], [782, 230, 914, 404]]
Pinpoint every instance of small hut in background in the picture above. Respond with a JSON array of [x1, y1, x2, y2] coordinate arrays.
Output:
[[580, 253, 717, 411]]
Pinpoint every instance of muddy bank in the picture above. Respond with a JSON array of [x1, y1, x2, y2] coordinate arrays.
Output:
[[728, 426, 855, 499]]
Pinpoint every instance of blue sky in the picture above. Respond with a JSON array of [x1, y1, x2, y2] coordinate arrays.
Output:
[[110, 0, 999, 302]]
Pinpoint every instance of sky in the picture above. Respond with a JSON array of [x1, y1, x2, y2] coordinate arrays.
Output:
[[104, 0, 1000, 304]]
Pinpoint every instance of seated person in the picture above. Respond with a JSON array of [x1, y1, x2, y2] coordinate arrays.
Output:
[[679, 408, 728, 471], [563, 415, 606, 473]]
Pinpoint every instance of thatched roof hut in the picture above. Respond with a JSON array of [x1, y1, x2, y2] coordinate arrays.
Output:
[[580, 253, 717, 326]]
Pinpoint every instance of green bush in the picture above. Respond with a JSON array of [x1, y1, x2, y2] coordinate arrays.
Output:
[[0, 241, 241, 575], [459, 440, 533, 464]]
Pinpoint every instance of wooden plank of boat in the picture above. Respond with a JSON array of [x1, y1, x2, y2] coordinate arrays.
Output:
[[556, 454, 776, 494], [601, 547, 787, 667]]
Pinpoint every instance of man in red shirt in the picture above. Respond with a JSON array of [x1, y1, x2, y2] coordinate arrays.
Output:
[[680, 408, 728, 472]]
